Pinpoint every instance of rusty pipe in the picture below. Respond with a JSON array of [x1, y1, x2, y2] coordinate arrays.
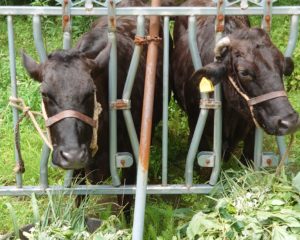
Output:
[[132, 0, 161, 238]]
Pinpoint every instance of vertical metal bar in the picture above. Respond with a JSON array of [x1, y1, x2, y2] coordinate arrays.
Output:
[[122, 15, 145, 163], [210, 0, 224, 185], [122, 15, 145, 100], [62, 0, 72, 49], [262, 0, 272, 33], [108, 0, 121, 186], [284, 15, 299, 58], [62, 0, 74, 187], [254, 127, 263, 170], [7, 16, 23, 188], [39, 144, 50, 188], [33, 15, 47, 62], [255, 0, 272, 169], [275, 15, 300, 163], [33, 14, 50, 188], [132, 0, 161, 238], [185, 16, 208, 187], [162, 16, 169, 186]]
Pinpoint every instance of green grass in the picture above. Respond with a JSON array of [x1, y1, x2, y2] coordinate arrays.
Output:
[[0, 2, 300, 238]]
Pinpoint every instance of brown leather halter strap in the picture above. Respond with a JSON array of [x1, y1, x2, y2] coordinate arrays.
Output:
[[247, 91, 287, 106], [227, 76, 287, 128], [45, 110, 96, 128]]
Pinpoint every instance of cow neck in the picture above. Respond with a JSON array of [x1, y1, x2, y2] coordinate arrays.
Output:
[[41, 91, 102, 157], [227, 75, 287, 129]]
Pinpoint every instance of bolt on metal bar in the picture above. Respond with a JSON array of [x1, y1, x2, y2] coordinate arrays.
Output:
[[185, 16, 209, 187], [7, 15, 23, 188], [210, 0, 224, 185], [108, 0, 121, 187], [132, 0, 161, 237], [162, 16, 169, 186], [121, 15, 145, 163], [62, 0, 72, 49], [262, 0, 272, 32]]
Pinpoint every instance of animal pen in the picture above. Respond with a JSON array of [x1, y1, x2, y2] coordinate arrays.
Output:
[[0, 0, 299, 239]]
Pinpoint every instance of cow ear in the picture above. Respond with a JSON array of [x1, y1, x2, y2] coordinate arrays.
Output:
[[22, 52, 42, 82], [283, 57, 294, 76], [93, 42, 112, 70], [190, 61, 227, 86]]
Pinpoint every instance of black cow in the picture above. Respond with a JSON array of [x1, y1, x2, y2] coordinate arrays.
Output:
[[171, 0, 300, 163], [22, 0, 164, 218]]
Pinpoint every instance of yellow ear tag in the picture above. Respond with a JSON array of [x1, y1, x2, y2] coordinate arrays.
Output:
[[199, 77, 214, 93]]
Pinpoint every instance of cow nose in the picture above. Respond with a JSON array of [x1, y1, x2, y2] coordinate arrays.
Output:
[[55, 145, 88, 169], [60, 147, 87, 162], [278, 119, 291, 129]]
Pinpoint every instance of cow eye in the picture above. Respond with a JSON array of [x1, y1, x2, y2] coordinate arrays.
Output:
[[42, 93, 57, 105], [238, 69, 253, 81]]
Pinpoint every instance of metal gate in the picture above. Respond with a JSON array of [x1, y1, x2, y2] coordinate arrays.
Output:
[[0, 0, 299, 238]]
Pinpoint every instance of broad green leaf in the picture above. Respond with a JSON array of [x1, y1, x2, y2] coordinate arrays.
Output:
[[292, 172, 300, 192], [272, 226, 298, 240]]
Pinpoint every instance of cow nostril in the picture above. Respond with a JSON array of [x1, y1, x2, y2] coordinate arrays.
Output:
[[60, 150, 71, 161], [278, 119, 291, 129]]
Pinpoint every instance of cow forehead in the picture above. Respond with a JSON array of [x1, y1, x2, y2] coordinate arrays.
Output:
[[231, 39, 283, 69], [41, 59, 94, 95]]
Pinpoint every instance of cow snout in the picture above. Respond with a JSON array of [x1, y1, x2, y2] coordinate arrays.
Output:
[[53, 145, 88, 169], [276, 114, 300, 135]]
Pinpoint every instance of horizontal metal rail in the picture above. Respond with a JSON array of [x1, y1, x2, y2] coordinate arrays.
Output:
[[0, 184, 213, 196], [1, 6, 300, 16]]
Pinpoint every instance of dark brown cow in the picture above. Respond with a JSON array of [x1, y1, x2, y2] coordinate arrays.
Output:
[[171, 0, 299, 162], [22, 0, 164, 219]]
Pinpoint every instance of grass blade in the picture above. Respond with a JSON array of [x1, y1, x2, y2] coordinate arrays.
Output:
[[5, 202, 19, 239]]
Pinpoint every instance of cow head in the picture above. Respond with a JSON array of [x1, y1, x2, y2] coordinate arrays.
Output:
[[190, 28, 300, 135], [22, 43, 111, 169]]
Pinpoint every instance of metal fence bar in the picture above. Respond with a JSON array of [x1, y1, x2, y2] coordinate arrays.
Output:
[[32, 15, 51, 188], [61, 0, 75, 188], [275, 14, 300, 163], [62, 0, 72, 50], [162, 16, 169, 186], [7, 15, 23, 188], [185, 16, 209, 187], [285, 15, 299, 58], [32, 15, 47, 62], [210, 0, 224, 185], [39, 144, 49, 188], [254, 128, 263, 170], [1, 6, 300, 16], [108, 0, 121, 187], [122, 15, 145, 163], [132, 0, 161, 237], [253, 0, 272, 170], [0, 184, 213, 196]]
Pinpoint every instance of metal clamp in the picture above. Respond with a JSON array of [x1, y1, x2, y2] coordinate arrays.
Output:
[[110, 99, 131, 110], [199, 99, 221, 109], [134, 35, 162, 45]]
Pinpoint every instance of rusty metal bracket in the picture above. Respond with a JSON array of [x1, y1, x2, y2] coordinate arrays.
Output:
[[134, 35, 162, 45], [110, 99, 131, 110], [199, 99, 221, 109]]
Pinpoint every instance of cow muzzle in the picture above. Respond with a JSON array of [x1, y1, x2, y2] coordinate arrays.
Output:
[[53, 145, 89, 170], [42, 92, 102, 169]]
